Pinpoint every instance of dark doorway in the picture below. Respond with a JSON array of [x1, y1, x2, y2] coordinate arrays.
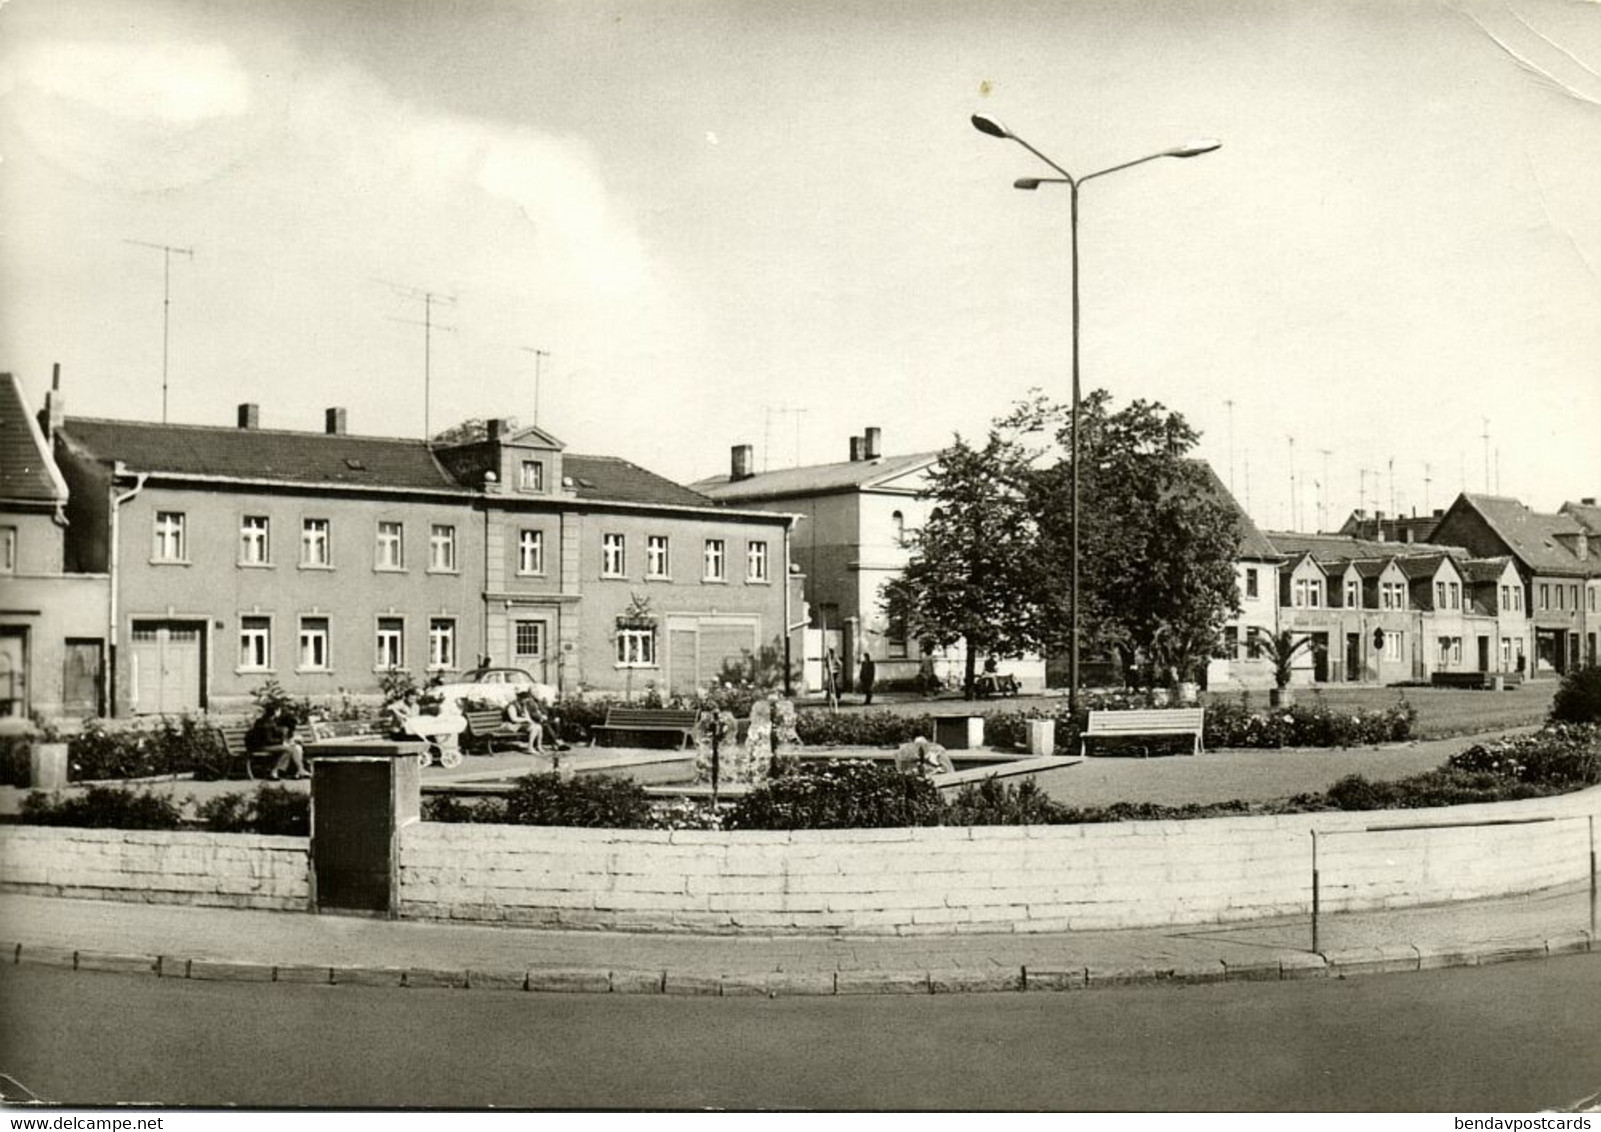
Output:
[[62, 638, 104, 717], [1476, 636, 1490, 673], [1345, 633, 1360, 682]]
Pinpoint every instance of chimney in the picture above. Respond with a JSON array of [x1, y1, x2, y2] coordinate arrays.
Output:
[[325, 407, 347, 435], [1432, 508, 1444, 517], [41, 363, 65, 442], [848, 436, 865, 462], [730, 444, 754, 481], [863, 427, 882, 460], [237, 403, 259, 430], [486, 419, 507, 441], [1583, 497, 1597, 506]]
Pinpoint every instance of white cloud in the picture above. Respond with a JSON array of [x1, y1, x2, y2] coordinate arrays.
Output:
[[5, 40, 251, 123]]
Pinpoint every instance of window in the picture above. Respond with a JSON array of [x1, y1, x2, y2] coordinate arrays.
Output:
[[1451, 637, 1462, 663], [376, 617, 404, 670], [1245, 628, 1264, 660], [1384, 630, 1403, 662], [298, 617, 330, 671], [376, 522, 404, 570], [703, 539, 725, 581], [519, 460, 544, 491], [154, 512, 186, 562], [517, 529, 544, 575], [1293, 577, 1321, 608], [513, 620, 544, 662], [1448, 582, 1460, 610], [0, 526, 14, 574], [1501, 637, 1512, 670], [602, 533, 626, 577], [1438, 637, 1451, 665], [616, 627, 656, 667], [239, 616, 271, 670], [1345, 580, 1360, 608], [1556, 585, 1565, 611], [1591, 587, 1598, 614], [1500, 584, 1511, 610], [428, 618, 457, 670], [429, 524, 457, 571], [888, 636, 908, 660], [1222, 626, 1239, 658], [1540, 584, 1550, 610], [239, 516, 269, 565], [1245, 568, 1259, 599], [1436, 581, 1447, 610], [1570, 585, 1579, 611], [1381, 582, 1406, 610], [301, 518, 330, 567], [1513, 586, 1523, 611], [747, 540, 769, 582], [891, 511, 905, 546], [646, 535, 670, 579]]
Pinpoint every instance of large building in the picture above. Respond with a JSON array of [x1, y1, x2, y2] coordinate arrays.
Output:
[[50, 400, 798, 716]]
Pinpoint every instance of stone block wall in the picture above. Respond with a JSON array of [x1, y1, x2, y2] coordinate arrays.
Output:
[[0, 826, 310, 911], [399, 786, 1600, 934]]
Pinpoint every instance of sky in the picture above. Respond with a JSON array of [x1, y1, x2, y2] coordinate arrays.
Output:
[[2, 0, 1599, 530]]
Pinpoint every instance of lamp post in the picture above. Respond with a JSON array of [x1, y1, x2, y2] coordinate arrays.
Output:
[[970, 114, 1219, 716]]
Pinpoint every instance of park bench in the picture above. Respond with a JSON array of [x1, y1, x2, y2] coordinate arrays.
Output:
[[462, 709, 529, 753], [214, 723, 286, 780], [589, 707, 700, 750], [1080, 708, 1204, 758]]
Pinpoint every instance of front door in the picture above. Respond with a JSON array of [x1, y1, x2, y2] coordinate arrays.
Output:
[[62, 638, 104, 716], [1477, 636, 1490, 673], [1311, 633, 1329, 683], [129, 620, 204, 714], [510, 618, 548, 683], [1345, 633, 1360, 682]]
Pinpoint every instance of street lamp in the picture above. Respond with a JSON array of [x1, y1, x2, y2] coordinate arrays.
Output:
[[971, 113, 1219, 716]]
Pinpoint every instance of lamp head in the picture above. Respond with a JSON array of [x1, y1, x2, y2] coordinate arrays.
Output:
[[970, 114, 1011, 139], [1013, 178, 1042, 191], [1166, 138, 1222, 158]]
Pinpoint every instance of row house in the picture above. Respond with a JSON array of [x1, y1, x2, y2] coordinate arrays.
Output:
[[0, 372, 109, 718], [694, 430, 1046, 693], [1431, 494, 1598, 676], [50, 400, 797, 716]]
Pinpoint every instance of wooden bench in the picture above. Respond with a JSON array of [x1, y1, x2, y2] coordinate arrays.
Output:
[[1080, 708, 1204, 757], [462, 709, 529, 753], [215, 724, 285, 780], [589, 708, 700, 750]]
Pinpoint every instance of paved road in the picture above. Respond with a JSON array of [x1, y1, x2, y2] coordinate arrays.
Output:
[[4, 954, 1597, 1110]]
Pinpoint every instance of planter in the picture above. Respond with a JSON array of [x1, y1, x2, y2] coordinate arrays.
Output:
[[31, 741, 69, 791], [1174, 681, 1200, 706], [933, 716, 984, 750], [1027, 719, 1056, 757], [1269, 686, 1295, 709]]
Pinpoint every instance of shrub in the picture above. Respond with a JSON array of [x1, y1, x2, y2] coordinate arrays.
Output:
[[1202, 693, 1415, 749], [792, 709, 934, 748], [1550, 667, 1601, 725], [502, 772, 654, 828], [66, 716, 228, 782], [19, 786, 183, 829], [944, 778, 1069, 825], [422, 794, 510, 824], [195, 786, 311, 835], [723, 760, 942, 830], [1447, 724, 1601, 788]]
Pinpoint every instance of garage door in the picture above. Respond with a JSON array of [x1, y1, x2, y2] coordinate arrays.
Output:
[[129, 620, 204, 715]]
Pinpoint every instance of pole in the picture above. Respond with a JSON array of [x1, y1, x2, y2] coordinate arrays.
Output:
[[424, 297, 432, 440], [1069, 180, 1081, 719], [1311, 829, 1321, 954], [1590, 815, 1596, 938]]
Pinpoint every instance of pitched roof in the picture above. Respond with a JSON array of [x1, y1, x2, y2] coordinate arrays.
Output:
[[1559, 500, 1601, 536], [1397, 553, 1455, 580], [0, 374, 68, 504], [1456, 493, 1591, 576], [1460, 556, 1516, 584], [562, 455, 720, 510], [1191, 461, 1280, 561], [692, 451, 939, 501], [60, 417, 467, 493], [1264, 530, 1462, 564]]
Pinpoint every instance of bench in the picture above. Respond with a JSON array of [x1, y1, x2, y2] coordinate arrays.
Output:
[[215, 724, 285, 781], [1080, 708, 1204, 758], [1430, 671, 1523, 690], [590, 708, 700, 750], [462, 709, 529, 753]]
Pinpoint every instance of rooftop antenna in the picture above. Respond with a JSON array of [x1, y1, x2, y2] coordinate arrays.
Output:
[[1287, 435, 1298, 531], [519, 347, 550, 429], [1358, 468, 1367, 517], [1243, 454, 1251, 521], [379, 282, 457, 439], [1224, 398, 1236, 494], [1423, 462, 1432, 513], [1494, 447, 1500, 494], [124, 239, 195, 424], [768, 406, 808, 468], [1481, 418, 1491, 493], [1388, 457, 1396, 516], [1317, 448, 1332, 531]]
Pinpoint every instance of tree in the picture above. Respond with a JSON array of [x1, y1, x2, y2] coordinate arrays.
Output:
[[880, 431, 1044, 696], [1005, 390, 1243, 688]]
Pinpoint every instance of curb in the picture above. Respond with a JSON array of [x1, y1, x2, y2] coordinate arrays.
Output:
[[3, 931, 1592, 997]]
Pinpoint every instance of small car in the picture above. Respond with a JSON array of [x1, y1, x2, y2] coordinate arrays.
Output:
[[430, 666, 556, 709]]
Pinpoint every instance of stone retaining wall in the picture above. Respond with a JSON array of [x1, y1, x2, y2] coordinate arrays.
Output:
[[0, 826, 310, 911], [399, 786, 1601, 934]]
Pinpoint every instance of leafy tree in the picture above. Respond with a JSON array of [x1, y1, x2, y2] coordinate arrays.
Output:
[[881, 431, 1044, 696]]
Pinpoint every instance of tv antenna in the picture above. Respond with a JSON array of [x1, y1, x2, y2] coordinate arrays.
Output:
[[1224, 399, 1236, 494], [519, 347, 551, 429], [1317, 448, 1332, 531], [124, 240, 195, 423], [379, 281, 456, 439], [765, 406, 808, 469]]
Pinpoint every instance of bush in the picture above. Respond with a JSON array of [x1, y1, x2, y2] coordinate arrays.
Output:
[[1203, 693, 1415, 749], [502, 772, 654, 828], [193, 786, 308, 835], [65, 717, 228, 782], [1551, 667, 1601, 725], [944, 778, 1069, 825], [792, 709, 934, 748], [724, 760, 942, 830], [1447, 724, 1601, 788], [19, 786, 183, 829], [422, 794, 510, 824]]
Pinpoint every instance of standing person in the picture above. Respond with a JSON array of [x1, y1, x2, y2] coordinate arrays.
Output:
[[858, 652, 876, 706], [824, 649, 842, 711]]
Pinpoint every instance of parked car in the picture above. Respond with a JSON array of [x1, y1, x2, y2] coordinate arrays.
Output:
[[429, 666, 556, 709]]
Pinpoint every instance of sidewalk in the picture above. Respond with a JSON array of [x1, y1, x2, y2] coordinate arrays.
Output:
[[3, 883, 1593, 995]]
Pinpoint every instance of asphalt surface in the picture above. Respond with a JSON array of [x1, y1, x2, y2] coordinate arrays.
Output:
[[3, 954, 1597, 1109]]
